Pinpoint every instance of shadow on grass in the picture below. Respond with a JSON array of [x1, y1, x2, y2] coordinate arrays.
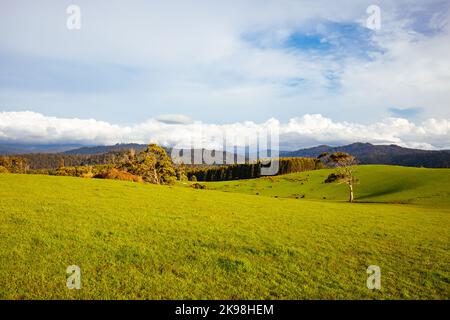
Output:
[[356, 181, 420, 201]]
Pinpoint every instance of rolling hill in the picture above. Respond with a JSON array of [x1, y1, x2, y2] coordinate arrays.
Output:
[[206, 165, 450, 207], [0, 165, 449, 299]]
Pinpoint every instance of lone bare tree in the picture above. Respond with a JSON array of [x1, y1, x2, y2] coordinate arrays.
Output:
[[321, 152, 358, 202]]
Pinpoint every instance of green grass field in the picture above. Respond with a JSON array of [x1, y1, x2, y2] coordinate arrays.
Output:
[[0, 165, 449, 299], [206, 165, 450, 207]]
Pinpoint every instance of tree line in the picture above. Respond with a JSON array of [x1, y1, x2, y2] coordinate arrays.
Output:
[[1, 147, 324, 184], [17, 152, 126, 170], [0, 156, 29, 173], [186, 157, 323, 181]]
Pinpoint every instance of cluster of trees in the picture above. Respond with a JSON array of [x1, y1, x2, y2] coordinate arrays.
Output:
[[186, 157, 321, 182], [93, 167, 143, 182], [51, 144, 178, 185], [278, 157, 323, 174], [18, 152, 125, 170], [187, 163, 261, 181], [53, 164, 113, 178], [2, 146, 342, 192], [0, 156, 29, 173], [117, 144, 176, 184]]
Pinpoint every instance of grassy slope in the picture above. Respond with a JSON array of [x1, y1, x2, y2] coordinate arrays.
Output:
[[0, 170, 449, 299], [206, 165, 450, 207]]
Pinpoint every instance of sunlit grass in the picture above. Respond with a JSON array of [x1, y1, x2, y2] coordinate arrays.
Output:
[[0, 168, 449, 299], [206, 165, 450, 207]]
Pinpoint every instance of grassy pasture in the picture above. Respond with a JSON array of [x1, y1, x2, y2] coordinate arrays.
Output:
[[206, 165, 450, 207], [0, 166, 449, 299]]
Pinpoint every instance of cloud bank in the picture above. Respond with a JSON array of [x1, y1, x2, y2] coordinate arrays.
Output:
[[1, 1, 449, 124], [1, 111, 449, 150]]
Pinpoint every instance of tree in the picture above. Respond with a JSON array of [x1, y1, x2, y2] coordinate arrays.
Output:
[[147, 144, 176, 184], [323, 152, 358, 202], [58, 157, 65, 169], [0, 156, 28, 173], [118, 144, 176, 184], [175, 163, 188, 181]]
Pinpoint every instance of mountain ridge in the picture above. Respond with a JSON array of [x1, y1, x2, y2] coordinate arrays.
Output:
[[280, 142, 450, 168]]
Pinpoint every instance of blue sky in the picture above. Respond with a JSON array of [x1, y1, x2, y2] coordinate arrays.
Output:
[[0, 0, 449, 148]]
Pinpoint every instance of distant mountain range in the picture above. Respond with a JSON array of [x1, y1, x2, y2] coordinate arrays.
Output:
[[64, 142, 450, 168], [0, 143, 83, 155], [280, 142, 450, 168], [0, 143, 245, 170], [62, 143, 148, 155], [2, 142, 450, 168], [64, 144, 244, 163]]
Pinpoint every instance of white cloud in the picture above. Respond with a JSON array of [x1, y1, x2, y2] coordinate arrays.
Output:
[[1, 111, 449, 150], [155, 114, 192, 124], [1, 0, 449, 124]]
